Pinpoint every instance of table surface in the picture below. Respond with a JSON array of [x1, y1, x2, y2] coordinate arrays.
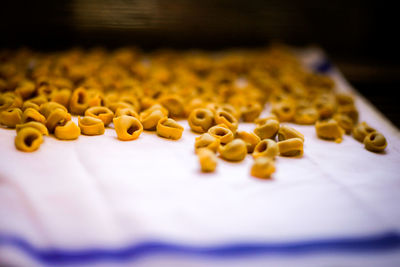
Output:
[[1, 48, 400, 267]]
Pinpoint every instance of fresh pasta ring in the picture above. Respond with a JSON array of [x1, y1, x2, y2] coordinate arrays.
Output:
[[54, 121, 81, 140], [236, 131, 260, 153], [364, 132, 387, 153], [315, 119, 344, 143], [197, 148, 217, 172], [240, 102, 262, 122], [39, 101, 68, 119], [0, 108, 22, 128], [50, 88, 71, 108], [271, 101, 296, 122], [113, 115, 143, 141], [159, 94, 184, 117], [218, 139, 247, 162], [194, 133, 220, 153], [293, 108, 318, 125], [251, 157, 276, 179], [22, 101, 40, 111], [254, 119, 280, 140], [16, 121, 49, 135], [353, 122, 376, 143], [46, 108, 71, 133], [278, 138, 304, 157], [188, 108, 214, 133], [15, 127, 43, 152], [333, 113, 354, 134], [140, 109, 166, 131], [253, 139, 279, 159], [214, 109, 238, 132], [114, 107, 139, 119], [156, 117, 184, 140], [69, 87, 89, 115], [277, 125, 304, 142], [22, 108, 46, 124], [208, 125, 234, 144], [254, 115, 279, 126], [78, 116, 105, 135], [85, 106, 114, 126]]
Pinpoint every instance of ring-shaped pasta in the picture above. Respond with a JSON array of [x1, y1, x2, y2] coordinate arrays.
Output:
[[218, 139, 247, 162], [22, 108, 46, 124], [156, 117, 184, 140], [364, 132, 387, 153], [253, 139, 279, 159], [251, 157, 276, 179], [197, 148, 217, 172], [78, 116, 105, 135], [278, 138, 304, 157], [0, 108, 22, 128], [194, 133, 220, 153], [15, 127, 43, 152], [236, 131, 260, 153], [85, 106, 114, 126], [113, 115, 143, 141], [188, 108, 214, 133], [54, 121, 81, 140], [208, 125, 234, 144]]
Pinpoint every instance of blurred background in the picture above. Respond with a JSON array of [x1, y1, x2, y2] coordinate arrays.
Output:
[[2, 0, 399, 126]]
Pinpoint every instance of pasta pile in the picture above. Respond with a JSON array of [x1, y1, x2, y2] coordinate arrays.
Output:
[[0, 46, 387, 178]]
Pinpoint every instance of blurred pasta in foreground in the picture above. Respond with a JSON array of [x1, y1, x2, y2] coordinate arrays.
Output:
[[0, 46, 387, 178]]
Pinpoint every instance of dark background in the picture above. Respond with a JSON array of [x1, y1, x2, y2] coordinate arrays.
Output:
[[2, 0, 399, 127]]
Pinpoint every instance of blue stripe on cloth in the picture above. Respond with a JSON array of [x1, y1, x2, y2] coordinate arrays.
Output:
[[1, 232, 400, 264], [313, 59, 333, 73]]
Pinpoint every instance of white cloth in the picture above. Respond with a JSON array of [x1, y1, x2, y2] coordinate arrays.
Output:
[[1, 48, 400, 266]]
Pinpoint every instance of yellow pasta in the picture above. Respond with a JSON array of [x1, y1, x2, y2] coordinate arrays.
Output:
[[315, 119, 344, 143], [241, 102, 262, 122], [353, 122, 376, 143], [22, 108, 46, 124], [69, 87, 89, 115], [194, 133, 220, 153], [78, 116, 105, 135], [39, 101, 68, 119], [0, 108, 22, 128], [333, 113, 354, 134], [218, 139, 247, 161], [113, 115, 143, 141], [254, 118, 280, 140], [188, 108, 214, 133], [15, 127, 43, 152], [159, 94, 184, 118], [140, 109, 166, 130], [214, 109, 238, 132], [253, 139, 279, 159], [85, 106, 114, 126], [271, 101, 296, 122], [54, 121, 81, 140], [114, 107, 139, 119], [15, 80, 36, 100], [156, 117, 184, 140], [51, 88, 71, 108], [46, 108, 72, 133], [22, 101, 40, 111], [16, 121, 49, 135], [251, 157, 276, 179], [208, 125, 234, 144], [364, 132, 387, 153], [294, 108, 318, 125], [277, 125, 305, 142], [236, 131, 260, 153], [278, 138, 304, 157], [197, 148, 217, 172]]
